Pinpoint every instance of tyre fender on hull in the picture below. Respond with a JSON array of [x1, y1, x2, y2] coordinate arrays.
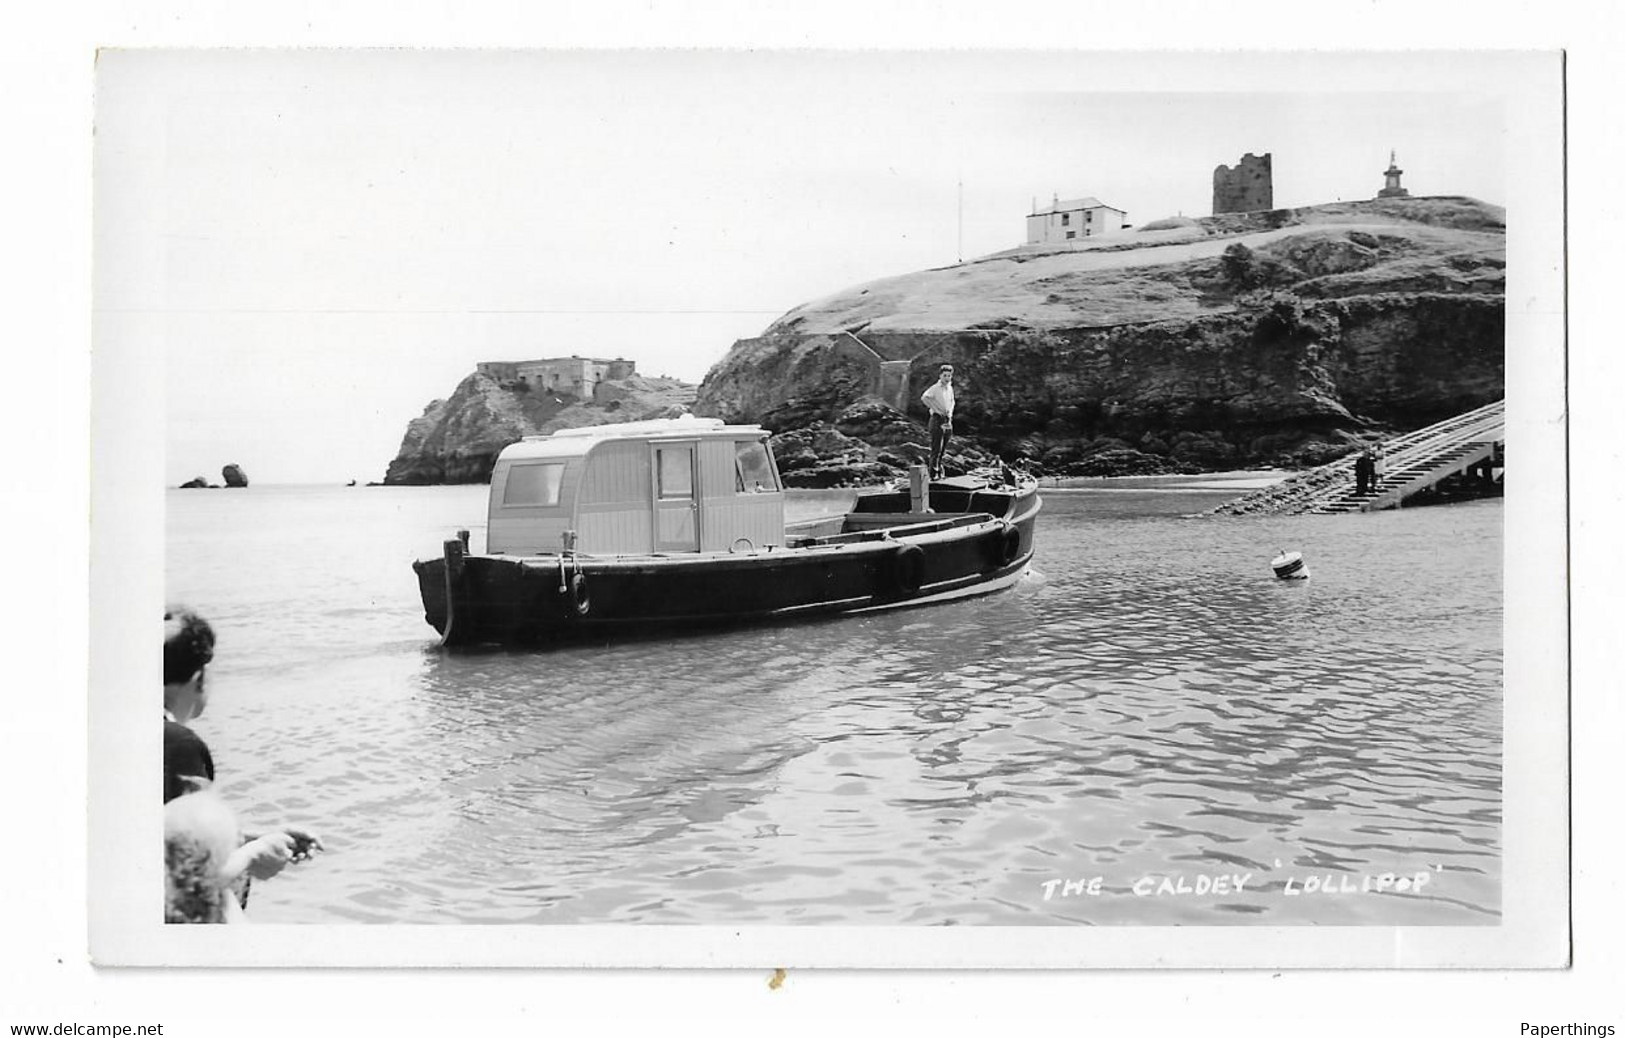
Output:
[[567, 571, 592, 618], [982, 521, 1021, 570], [890, 542, 926, 595], [998, 522, 1021, 565]]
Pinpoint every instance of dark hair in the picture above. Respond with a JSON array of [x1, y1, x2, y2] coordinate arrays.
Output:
[[940, 365, 954, 373], [163, 605, 216, 686]]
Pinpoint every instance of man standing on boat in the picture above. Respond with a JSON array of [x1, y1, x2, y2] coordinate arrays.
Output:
[[922, 364, 956, 479]]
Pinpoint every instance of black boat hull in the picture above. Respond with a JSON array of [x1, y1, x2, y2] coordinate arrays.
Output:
[[414, 481, 1040, 648]]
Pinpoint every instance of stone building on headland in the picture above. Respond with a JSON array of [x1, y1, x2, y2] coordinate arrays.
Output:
[[476, 356, 637, 401], [1025, 195, 1128, 244], [1212, 152, 1273, 214], [1377, 150, 1410, 198]]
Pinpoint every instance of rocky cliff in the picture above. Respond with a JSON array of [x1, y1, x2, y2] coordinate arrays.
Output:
[[695, 196, 1505, 481], [383, 373, 696, 484]]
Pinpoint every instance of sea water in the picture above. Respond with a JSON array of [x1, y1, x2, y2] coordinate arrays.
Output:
[[164, 482, 1502, 925]]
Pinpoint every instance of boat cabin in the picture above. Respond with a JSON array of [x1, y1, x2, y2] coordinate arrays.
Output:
[[486, 416, 784, 556]]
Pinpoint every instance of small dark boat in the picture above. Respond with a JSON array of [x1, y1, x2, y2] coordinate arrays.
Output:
[[412, 416, 1040, 648]]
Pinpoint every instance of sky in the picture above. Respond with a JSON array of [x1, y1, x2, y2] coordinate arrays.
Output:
[[94, 50, 1516, 485]]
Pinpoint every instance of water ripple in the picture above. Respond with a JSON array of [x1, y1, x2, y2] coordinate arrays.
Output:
[[169, 486, 1501, 925]]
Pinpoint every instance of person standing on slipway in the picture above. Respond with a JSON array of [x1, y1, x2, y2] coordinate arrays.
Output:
[[1354, 447, 1375, 495], [921, 364, 956, 479]]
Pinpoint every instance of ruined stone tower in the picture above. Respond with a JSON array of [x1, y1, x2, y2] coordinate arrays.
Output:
[[1212, 152, 1273, 215], [1378, 150, 1409, 198]]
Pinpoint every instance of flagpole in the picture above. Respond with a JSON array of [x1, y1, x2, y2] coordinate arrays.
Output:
[[957, 177, 963, 264]]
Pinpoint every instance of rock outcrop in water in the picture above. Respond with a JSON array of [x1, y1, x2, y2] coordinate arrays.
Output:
[[694, 196, 1505, 482], [178, 466, 249, 489], [383, 372, 697, 485]]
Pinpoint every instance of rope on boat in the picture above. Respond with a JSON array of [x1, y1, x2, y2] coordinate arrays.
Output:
[[440, 537, 465, 647], [558, 529, 590, 617]]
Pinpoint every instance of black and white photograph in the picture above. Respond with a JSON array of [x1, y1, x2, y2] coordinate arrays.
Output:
[[82, 45, 1568, 972]]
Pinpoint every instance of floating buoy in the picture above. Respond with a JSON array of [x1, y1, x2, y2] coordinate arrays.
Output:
[[1271, 550, 1309, 580]]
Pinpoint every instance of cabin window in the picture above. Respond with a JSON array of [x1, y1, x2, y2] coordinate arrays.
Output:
[[656, 447, 694, 499], [735, 440, 779, 494], [502, 463, 566, 507]]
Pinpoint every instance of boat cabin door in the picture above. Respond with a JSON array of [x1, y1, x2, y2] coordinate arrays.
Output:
[[651, 441, 700, 552]]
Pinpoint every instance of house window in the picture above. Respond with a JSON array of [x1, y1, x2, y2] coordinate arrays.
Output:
[[1065, 231, 1076, 240], [1060, 213, 1071, 226]]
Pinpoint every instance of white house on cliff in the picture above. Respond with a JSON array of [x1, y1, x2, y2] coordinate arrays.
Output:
[[1025, 195, 1128, 244]]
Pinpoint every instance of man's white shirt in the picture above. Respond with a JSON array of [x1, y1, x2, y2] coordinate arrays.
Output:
[[922, 382, 955, 418]]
